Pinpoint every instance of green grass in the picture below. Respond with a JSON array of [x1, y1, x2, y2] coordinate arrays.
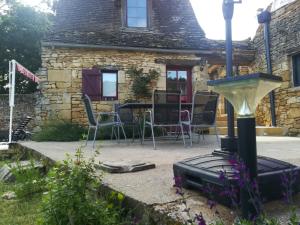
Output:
[[0, 181, 42, 225]]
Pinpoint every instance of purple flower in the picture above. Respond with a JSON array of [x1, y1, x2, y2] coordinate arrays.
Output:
[[175, 187, 184, 196], [194, 213, 207, 225], [207, 199, 217, 210], [173, 176, 182, 188], [280, 169, 298, 204], [219, 170, 226, 182], [228, 158, 238, 166]]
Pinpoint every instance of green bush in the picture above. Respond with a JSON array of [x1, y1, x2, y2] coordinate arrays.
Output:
[[32, 120, 86, 142], [11, 159, 46, 199], [38, 149, 128, 225], [32, 119, 164, 142]]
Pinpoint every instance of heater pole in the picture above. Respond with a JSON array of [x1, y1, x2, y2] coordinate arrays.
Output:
[[223, 1, 235, 138], [220, 0, 241, 153]]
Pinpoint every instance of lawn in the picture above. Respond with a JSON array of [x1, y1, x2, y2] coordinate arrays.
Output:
[[0, 160, 42, 225], [0, 181, 42, 225]]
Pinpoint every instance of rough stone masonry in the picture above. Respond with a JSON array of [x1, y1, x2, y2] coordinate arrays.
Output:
[[37, 47, 208, 126], [253, 0, 300, 135]]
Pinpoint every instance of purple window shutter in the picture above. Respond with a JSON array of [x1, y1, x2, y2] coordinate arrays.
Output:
[[82, 69, 101, 101]]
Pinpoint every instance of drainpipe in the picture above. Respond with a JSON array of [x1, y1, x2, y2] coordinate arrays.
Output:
[[257, 10, 277, 127]]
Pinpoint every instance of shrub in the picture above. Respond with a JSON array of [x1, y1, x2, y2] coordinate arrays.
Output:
[[32, 120, 85, 142], [38, 149, 127, 225], [11, 158, 46, 198]]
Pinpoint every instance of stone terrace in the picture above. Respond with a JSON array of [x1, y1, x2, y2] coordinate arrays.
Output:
[[20, 136, 300, 224]]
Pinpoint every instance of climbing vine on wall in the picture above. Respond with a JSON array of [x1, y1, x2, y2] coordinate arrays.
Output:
[[126, 66, 159, 101]]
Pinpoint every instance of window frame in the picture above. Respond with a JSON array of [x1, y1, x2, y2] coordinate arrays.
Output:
[[101, 70, 118, 101], [124, 0, 150, 28], [292, 53, 300, 87]]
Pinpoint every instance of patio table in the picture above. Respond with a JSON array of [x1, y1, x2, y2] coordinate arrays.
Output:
[[117, 102, 193, 110], [115, 103, 197, 143]]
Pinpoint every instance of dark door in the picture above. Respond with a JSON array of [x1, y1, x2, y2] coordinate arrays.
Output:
[[166, 67, 192, 103]]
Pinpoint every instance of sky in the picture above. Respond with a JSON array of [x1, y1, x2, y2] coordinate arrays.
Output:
[[20, 0, 273, 41], [190, 0, 273, 40]]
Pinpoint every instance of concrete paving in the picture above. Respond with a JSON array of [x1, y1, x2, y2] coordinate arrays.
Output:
[[20, 136, 300, 224]]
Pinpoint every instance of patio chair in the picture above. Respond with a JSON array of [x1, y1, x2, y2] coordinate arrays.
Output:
[[113, 104, 141, 143], [82, 94, 126, 148], [181, 91, 219, 147], [142, 90, 185, 149]]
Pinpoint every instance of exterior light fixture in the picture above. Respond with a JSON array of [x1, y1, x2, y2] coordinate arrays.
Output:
[[208, 73, 281, 118], [208, 73, 282, 218]]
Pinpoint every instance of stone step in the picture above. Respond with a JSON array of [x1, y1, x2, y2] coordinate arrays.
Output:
[[216, 114, 228, 121], [209, 126, 288, 136], [216, 120, 237, 127]]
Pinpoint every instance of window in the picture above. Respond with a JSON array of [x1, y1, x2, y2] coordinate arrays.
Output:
[[292, 54, 300, 87], [126, 0, 148, 27], [82, 69, 118, 101], [102, 71, 118, 99]]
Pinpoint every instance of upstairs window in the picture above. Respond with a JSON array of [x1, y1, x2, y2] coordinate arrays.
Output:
[[126, 0, 148, 28], [82, 69, 118, 101], [292, 54, 300, 87]]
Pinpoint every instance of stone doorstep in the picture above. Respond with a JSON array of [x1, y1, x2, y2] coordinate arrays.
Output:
[[98, 160, 156, 173]]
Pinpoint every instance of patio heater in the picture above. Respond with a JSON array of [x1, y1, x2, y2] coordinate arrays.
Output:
[[173, 0, 300, 220], [219, 0, 241, 154]]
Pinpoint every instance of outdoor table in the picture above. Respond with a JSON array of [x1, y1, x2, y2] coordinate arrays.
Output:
[[116, 103, 194, 143], [117, 102, 192, 110]]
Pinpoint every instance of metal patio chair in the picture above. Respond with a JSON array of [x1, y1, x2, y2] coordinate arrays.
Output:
[[82, 94, 126, 148], [142, 90, 185, 149], [181, 91, 219, 147], [114, 104, 141, 143]]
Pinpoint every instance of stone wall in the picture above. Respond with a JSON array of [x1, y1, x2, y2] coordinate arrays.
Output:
[[0, 94, 36, 131], [253, 0, 300, 135], [38, 47, 209, 126]]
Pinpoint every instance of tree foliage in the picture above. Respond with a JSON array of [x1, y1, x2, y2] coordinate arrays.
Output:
[[0, 1, 51, 94]]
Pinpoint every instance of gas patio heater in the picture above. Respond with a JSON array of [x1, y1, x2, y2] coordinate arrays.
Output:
[[173, 0, 300, 219]]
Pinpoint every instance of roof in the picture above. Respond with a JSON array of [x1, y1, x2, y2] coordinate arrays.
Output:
[[43, 0, 255, 65], [44, 0, 203, 49], [44, 0, 252, 51]]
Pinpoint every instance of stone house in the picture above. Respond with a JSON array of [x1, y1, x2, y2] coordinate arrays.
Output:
[[253, 0, 300, 135], [38, 0, 254, 126]]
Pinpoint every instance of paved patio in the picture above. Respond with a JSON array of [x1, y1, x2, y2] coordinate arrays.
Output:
[[20, 136, 300, 224]]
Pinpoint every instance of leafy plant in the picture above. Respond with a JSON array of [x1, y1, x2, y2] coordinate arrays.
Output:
[[32, 120, 86, 142], [11, 158, 46, 199], [126, 66, 159, 100], [38, 148, 128, 225]]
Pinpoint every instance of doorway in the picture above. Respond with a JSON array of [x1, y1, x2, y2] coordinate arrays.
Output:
[[166, 67, 192, 103]]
